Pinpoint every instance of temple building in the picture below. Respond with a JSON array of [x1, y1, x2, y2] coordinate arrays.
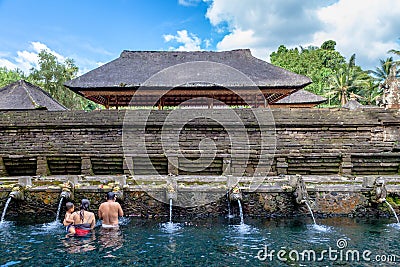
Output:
[[0, 80, 67, 111], [65, 49, 316, 109]]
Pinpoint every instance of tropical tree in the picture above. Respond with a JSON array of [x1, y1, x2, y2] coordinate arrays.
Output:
[[0, 67, 26, 88], [270, 40, 345, 98], [327, 54, 369, 106], [358, 78, 381, 105], [29, 50, 95, 110], [368, 57, 399, 83]]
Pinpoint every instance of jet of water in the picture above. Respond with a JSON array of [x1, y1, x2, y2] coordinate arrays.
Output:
[[169, 198, 173, 223], [1, 197, 12, 223], [305, 201, 317, 225], [55, 197, 64, 222], [384, 200, 399, 224], [237, 200, 244, 225]]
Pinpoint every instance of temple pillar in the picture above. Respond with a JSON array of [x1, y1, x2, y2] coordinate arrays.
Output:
[[0, 156, 7, 176], [168, 156, 179, 176], [36, 156, 50, 176], [81, 156, 93, 175]]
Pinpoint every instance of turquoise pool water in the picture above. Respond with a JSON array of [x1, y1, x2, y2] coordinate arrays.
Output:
[[0, 216, 399, 266]]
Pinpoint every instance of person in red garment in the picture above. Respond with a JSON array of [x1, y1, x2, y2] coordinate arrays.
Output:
[[71, 199, 96, 236], [98, 192, 124, 228]]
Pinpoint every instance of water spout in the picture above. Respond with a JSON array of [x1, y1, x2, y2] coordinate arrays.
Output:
[[9, 185, 24, 201], [293, 175, 317, 225], [228, 186, 242, 202], [0, 197, 12, 223], [372, 177, 387, 204], [384, 200, 399, 224]]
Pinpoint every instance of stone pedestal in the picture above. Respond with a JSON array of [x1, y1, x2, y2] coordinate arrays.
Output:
[[168, 157, 179, 176], [36, 156, 49, 176], [123, 156, 133, 175], [222, 158, 231, 176], [276, 157, 288, 175], [0, 157, 7, 176], [340, 155, 353, 176], [81, 157, 93, 175]]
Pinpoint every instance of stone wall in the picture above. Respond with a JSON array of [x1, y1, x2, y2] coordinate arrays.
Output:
[[0, 108, 399, 177]]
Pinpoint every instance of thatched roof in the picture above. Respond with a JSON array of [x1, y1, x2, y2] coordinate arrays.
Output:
[[64, 49, 312, 108], [65, 49, 311, 89], [0, 80, 67, 111], [273, 89, 326, 105]]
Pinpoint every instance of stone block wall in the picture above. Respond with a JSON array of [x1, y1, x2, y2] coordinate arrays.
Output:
[[0, 108, 399, 177]]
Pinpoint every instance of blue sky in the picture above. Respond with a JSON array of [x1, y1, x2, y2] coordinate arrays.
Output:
[[0, 0, 399, 74]]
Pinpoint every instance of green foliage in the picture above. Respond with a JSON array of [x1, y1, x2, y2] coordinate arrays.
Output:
[[270, 40, 378, 107], [0, 67, 26, 88], [270, 40, 346, 103], [368, 57, 400, 83], [28, 50, 96, 110]]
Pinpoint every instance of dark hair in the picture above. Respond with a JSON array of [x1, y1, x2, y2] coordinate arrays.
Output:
[[79, 199, 90, 223], [65, 202, 74, 210], [107, 192, 116, 200]]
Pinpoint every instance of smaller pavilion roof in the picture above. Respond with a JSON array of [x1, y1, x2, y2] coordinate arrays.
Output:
[[273, 89, 326, 105], [0, 80, 67, 111]]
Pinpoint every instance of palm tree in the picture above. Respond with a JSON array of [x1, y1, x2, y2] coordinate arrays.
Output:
[[359, 78, 381, 105], [368, 57, 399, 83], [327, 54, 369, 106]]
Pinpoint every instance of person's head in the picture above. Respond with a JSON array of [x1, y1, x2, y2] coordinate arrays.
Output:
[[80, 199, 90, 211], [107, 192, 116, 201], [65, 202, 74, 212]]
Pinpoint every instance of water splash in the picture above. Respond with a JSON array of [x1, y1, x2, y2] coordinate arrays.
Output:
[[238, 200, 244, 225], [160, 222, 182, 234], [1, 197, 12, 223], [384, 200, 399, 224], [55, 197, 64, 222], [305, 201, 317, 225]]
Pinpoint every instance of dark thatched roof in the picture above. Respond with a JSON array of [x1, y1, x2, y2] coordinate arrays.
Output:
[[0, 80, 67, 111], [274, 89, 326, 104], [65, 49, 311, 89]]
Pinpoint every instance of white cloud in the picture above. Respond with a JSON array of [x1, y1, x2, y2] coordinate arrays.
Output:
[[0, 41, 66, 73], [205, 0, 400, 69], [163, 30, 203, 51], [312, 0, 400, 68], [178, 0, 201, 7]]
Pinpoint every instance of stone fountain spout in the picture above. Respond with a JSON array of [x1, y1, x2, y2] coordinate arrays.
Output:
[[9, 184, 24, 201], [372, 177, 387, 203], [228, 186, 242, 202], [112, 186, 124, 200], [165, 180, 177, 202], [60, 180, 74, 200], [293, 175, 309, 204]]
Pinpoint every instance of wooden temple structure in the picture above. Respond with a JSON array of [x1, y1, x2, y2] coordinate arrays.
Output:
[[65, 49, 314, 109]]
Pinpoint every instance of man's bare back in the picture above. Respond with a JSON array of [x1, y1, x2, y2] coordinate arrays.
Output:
[[98, 192, 123, 226]]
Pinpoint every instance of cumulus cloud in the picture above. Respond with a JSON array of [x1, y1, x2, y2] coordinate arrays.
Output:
[[204, 0, 400, 69], [164, 30, 203, 51], [0, 41, 66, 73], [312, 0, 400, 68]]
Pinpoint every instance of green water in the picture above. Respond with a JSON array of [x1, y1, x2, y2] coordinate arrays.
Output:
[[0, 216, 399, 266]]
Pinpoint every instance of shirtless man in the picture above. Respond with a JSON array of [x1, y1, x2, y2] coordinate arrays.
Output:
[[98, 192, 124, 228]]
